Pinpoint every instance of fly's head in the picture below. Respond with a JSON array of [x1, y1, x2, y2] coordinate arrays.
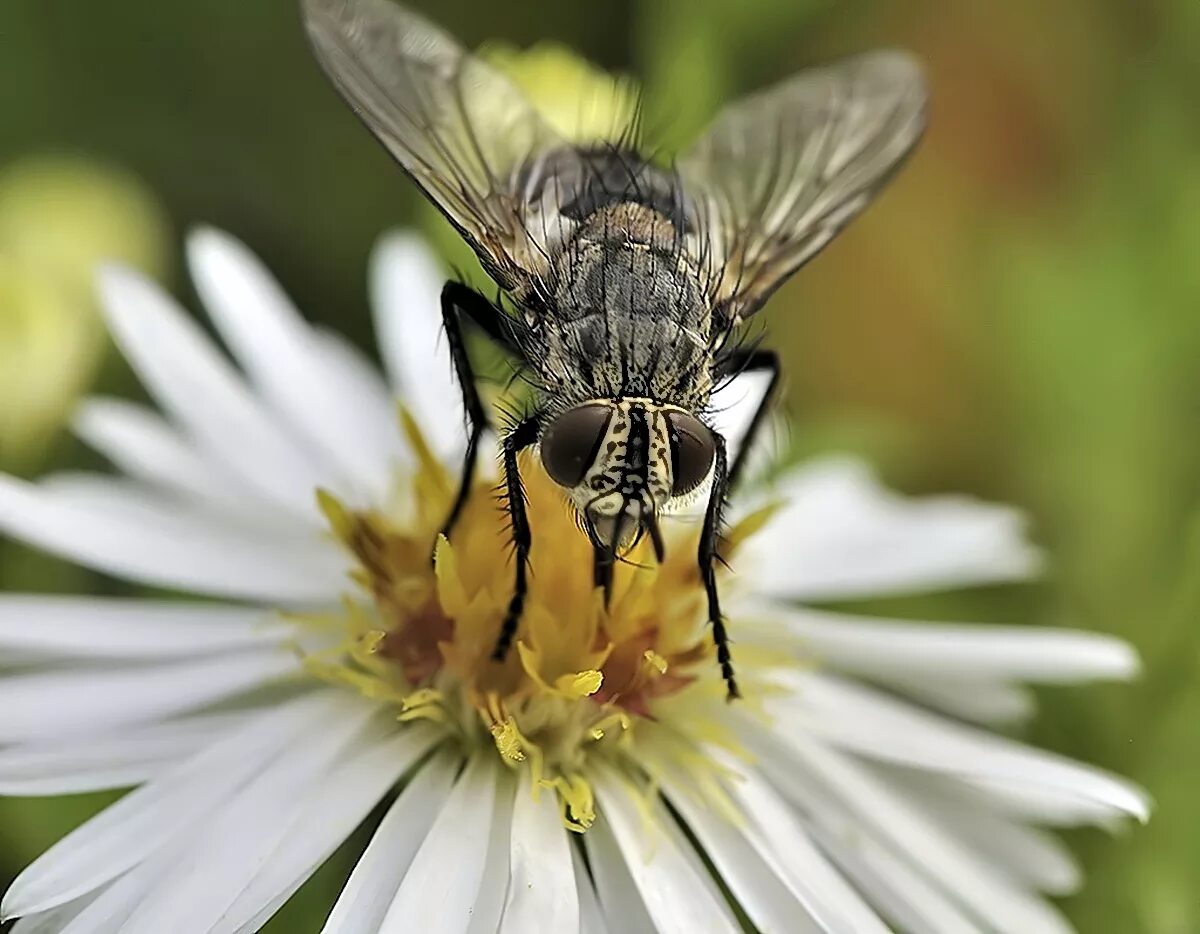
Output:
[[539, 398, 716, 560]]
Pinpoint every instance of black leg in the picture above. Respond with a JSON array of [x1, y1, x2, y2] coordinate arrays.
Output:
[[442, 281, 530, 354], [716, 348, 781, 491], [701, 348, 781, 698], [437, 282, 520, 544], [699, 431, 739, 700], [593, 542, 614, 606], [491, 415, 541, 661]]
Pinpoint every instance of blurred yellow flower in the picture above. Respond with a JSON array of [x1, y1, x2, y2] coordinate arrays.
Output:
[[0, 157, 168, 465], [420, 43, 638, 291], [481, 41, 638, 143]]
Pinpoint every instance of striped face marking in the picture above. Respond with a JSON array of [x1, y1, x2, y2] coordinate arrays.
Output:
[[539, 399, 715, 554]]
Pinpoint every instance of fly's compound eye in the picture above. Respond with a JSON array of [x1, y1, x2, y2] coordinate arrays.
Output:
[[540, 404, 613, 488], [665, 412, 716, 496]]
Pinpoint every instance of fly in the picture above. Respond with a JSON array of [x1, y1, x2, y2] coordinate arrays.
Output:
[[303, 0, 927, 699]]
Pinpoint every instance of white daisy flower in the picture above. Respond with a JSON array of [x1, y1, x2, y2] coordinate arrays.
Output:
[[0, 228, 1146, 934]]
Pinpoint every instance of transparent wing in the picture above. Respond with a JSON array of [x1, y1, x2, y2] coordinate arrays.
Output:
[[679, 50, 927, 324], [303, 0, 584, 301]]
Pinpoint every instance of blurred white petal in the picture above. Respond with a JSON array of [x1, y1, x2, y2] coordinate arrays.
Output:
[[890, 772, 1082, 895], [768, 670, 1150, 822], [962, 777, 1134, 828], [11, 895, 90, 934], [754, 732, 1073, 934], [0, 595, 289, 661], [369, 231, 464, 461], [57, 851, 182, 934], [745, 601, 1138, 683], [0, 649, 296, 744], [98, 264, 330, 518], [0, 712, 249, 795], [312, 327, 412, 464], [188, 228, 400, 502], [0, 474, 348, 602], [73, 397, 291, 523], [872, 674, 1036, 724], [739, 457, 1041, 601], [707, 366, 778, 474], [803, 817, 985, 934]]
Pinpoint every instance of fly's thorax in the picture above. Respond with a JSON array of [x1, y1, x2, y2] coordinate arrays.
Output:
[[535, 225, 716, 405], [575, 203, 684, 252], [551, 208, 707, 330], [539, 398, 716, 552]]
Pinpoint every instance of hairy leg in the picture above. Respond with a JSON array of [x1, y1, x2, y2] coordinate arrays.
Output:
[[491, 415, 541, 661], [698, 431, 739, 700], [593, 543, 614, 606], [437, 282, 519, 542]]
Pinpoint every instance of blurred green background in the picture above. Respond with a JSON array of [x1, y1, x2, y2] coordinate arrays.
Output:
[[2, 0, 1199, 931]]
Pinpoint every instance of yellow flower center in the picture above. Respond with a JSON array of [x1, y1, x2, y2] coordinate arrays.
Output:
[[299, 412, 778, 830]]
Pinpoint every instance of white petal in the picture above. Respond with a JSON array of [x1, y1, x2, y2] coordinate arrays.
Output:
[[592, 769, 739, 934], [312, 328, 411, 463], [465, 767, 515, 934], [754, 730, 1073, 934], [13, 907, 78, 933], [924, 799, 1080, 895], [570, 846, 608, 934], [879, 765, 1082, 895], [582, 812, 655, 934], [379, 753, 499, 934], [57, 845, 187, 934], [72, 397, 292, 523], [871, 674, 1035, 724], [97, 264, 329, 518], [9, 892, 92, 933], [188, 229, 398, 502], [748, 739, 995, 933], [500, 770, 579, 934], [322, 749, 461, 934], [739, 602, 1138, 724], [803, 818, 985, 934], [1, 690, 353, 917], [0, 474, 348, 603], [0, 649, 297, 744], [962, 778, 1129, 828], [217, 726, 442, 934], [744, 601, 1139, 684], [707, 368, 778, 481], [0, 595, 290, 661], [657, 769, 820, 933], [118, 702, 384, 934], [771, 670, 1150, 822], [717, 758, 890, 934], [369, 231, 464, 460], [737, 457, 1041, 601], [0, 712, 248, 795]]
